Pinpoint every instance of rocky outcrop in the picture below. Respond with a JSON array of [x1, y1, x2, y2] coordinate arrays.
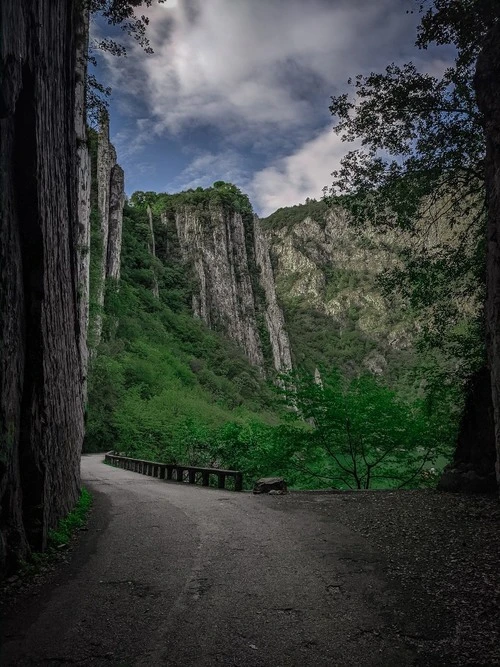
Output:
[[75, 10, 91, 384], [147, 205, 160, 298], [175, 205, 265, 368], [262, 206, 412, 373], [91, 117, 125, 347], [475, 19, 500, 491], [253, 477, 288, 494], [0, 0, 86, 572], [254, 218, 292, 373], [107, 165, 125, 281], [173, 205, 292, 373]]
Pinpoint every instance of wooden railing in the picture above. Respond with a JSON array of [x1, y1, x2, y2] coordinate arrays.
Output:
[[104, 452, 243, 491]]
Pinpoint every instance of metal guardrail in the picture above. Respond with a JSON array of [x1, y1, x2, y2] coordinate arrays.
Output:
[[104, 452, 243, 491]]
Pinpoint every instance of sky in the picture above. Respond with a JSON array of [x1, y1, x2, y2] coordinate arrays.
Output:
[[92, 0, 450, 216]]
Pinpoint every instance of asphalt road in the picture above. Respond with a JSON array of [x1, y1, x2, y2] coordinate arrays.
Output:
[[1, 454, 422, 666]]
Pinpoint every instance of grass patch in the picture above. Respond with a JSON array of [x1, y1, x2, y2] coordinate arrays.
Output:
[[18, 488, 93, 576], [48, 487, 93, 548]]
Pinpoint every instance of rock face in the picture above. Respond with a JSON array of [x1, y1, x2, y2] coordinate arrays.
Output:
[[107, 165, 125, 281], [175, 205, 291, 373], [262, 205, 413, 374], [475, 19, 500, 491], [253, 477, 288, 494], [91, 117, 125, 347], [0, 0, 86, 571], [75, 9, 91, 385], [147, 206, 160, 298], [254, 217, 293, 373]]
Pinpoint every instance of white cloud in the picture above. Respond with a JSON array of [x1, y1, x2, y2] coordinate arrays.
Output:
[[166, 149, 250, 191], [101, 0, 418, 144], [249, 126, 352, 216], [95, 0, 453, 215]]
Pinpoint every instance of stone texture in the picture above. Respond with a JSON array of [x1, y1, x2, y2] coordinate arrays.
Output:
[[175, 205, 265, 367], [253, 477, 288, 494], [254, 217, 292, 373], [0, 0, 86, 572], [75, 9, 91, 387], [146, 205, 160, 298], [107, 164, 125, 281], [91, 117, 125, 347]]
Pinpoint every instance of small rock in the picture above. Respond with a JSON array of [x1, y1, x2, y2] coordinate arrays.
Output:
[[253, 477, 288, 494]]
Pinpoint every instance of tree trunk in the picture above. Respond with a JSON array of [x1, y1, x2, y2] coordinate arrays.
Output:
[[0, 0, 86, 573], [475, 19, 500, 492], [438, 366, 496, 493]]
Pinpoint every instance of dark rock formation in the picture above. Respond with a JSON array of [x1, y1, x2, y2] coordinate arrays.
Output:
[[175, 205, 291, 373], [93, 117, 125, 346], [253, 477, 288, 494], [475, 19, 500, 492], [438, 367, 497, 493], [0, 0, 86, 572], [146, 205, 160, 298]]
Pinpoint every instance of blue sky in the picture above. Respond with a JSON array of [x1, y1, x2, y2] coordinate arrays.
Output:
[[91, 0, 450, 216]]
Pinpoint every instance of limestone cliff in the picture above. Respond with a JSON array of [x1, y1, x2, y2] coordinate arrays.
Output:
[[147, 205, 160, 298], [254, 217, 292, 373], [91, 118, 125, 347], [0, 0, 86, 572], [175, 205, 265, 368], [173, 201, 291, 374], [261, 203, 413, 376]]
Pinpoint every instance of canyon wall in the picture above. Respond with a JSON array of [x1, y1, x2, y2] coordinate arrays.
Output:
[[0, 0, 87, 571], [91, 118, 125, 348], [174, 204, 291, 374]]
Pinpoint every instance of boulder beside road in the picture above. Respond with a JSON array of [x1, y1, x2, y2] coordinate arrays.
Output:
[[253, 477, 288, 494]]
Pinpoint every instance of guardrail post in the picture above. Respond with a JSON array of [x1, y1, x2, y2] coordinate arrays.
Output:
[[234, 473, 243, 492], [202, 471, 210, 486], [188, 469, 196, 484], [218, 473, 226, 490]]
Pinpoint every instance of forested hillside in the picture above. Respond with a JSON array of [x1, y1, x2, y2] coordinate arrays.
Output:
[[85, 175, 466, 490]]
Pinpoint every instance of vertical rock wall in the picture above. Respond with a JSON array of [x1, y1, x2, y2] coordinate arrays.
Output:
[[475, 19, 500, 491], [254, 218, 292, 373], [147, 205, 160, 298], [107, 165, 125, 281], [91, 118, 125, 347], [175, 206, 265, 368], [0, 0, 86, 570], [75, 9, 91, 387]]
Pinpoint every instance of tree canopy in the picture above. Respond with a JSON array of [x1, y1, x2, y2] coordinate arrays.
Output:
[[325, 0, 499, 376]]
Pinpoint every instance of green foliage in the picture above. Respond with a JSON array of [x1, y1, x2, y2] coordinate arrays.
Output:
[[85, 198, 279, 460], [48, 488, 93, 547], [87, 181, 460, 490], [261, 200, 328, 231], [323, 0, 494, 378], [275, 369, 456, 489], [20, 488, 93, 575]]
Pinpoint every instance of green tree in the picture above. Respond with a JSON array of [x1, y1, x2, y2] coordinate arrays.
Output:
[[277, 369, 455, 489], [325, 0, 499, 381]]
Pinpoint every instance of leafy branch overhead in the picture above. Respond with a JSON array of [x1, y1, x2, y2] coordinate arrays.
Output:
[[86, 0, 167, 125], [325, 0, 500, 371]]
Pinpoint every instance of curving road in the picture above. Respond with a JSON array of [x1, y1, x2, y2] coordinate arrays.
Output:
[[1, 454, 421, 666]]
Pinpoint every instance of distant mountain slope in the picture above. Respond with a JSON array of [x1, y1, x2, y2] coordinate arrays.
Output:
[[261, 201, 418, 382]]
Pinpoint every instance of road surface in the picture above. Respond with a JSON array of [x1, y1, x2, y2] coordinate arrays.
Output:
[[1, 454, 425, 666]]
